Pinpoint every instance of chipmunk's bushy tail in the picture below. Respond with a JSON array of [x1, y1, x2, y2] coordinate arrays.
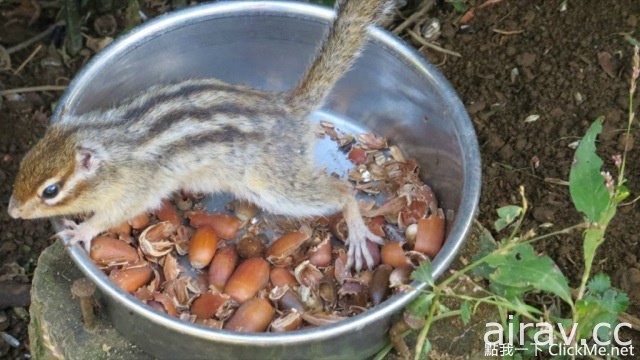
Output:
[[287, 0, 395, 112]]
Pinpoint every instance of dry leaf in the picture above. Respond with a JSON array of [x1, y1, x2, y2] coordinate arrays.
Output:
[[597, 51, 617, 78]]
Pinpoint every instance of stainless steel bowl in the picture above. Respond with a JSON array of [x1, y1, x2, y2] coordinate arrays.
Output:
[[56, 1, 481, 359]]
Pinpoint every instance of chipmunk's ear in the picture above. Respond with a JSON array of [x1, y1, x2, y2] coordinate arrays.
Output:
[[75, 146, 102, 176]]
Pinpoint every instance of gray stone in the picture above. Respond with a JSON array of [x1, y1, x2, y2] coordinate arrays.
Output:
[[29, 240, 154, 360]]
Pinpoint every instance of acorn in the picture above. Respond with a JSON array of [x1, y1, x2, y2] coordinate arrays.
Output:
[[414, 210, 445, 258], [208, 246, 239, 291], [224, 298, 275, 332], [189, 226, 219, 269], [224, 258, 270, 303], [109, 264, 153, 293], [188, 212, 241, 240], [90, 235, 139, 266], [128, 213, 150, 230]]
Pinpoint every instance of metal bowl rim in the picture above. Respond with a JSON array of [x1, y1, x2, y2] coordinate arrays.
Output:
[[59, 0, 481, 345]]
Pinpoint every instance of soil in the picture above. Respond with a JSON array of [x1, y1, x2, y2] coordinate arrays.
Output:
[[432, 0, 640, 313], [0, 0, 639, 358]]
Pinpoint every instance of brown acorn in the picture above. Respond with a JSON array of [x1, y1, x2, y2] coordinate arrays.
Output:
[[90, 235, 139, 266], [224, 258, 270, 303], [155, 199, 181, 226], [414, 210, 445, 258], [109, 264, 153, 293], [189, 226, 219, 269], [208, 246, 239, 291], [188, 212, 241, 240], [128, 213, 150, 230], [224, 298, 275, 332]]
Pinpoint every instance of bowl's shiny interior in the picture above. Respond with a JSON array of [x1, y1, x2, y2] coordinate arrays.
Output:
[[57, 2, 480, 359]]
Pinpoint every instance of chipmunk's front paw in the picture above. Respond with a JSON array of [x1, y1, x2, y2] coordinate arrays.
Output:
[[56, 219, 97, 253], [346, 222, 383, 272]]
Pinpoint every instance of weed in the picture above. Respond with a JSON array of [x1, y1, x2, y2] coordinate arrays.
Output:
[[378, 45, 639, 360]]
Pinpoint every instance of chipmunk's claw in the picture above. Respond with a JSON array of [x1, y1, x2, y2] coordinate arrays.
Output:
[[60, 218, 79, 230], [346, 222, 383, 272], [56, 219, 95, 253]]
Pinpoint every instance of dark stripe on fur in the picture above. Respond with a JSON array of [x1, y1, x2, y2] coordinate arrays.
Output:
[[122, 83, 226, 121], [159, 125, 265, 153], [142, 102, 284, 139]]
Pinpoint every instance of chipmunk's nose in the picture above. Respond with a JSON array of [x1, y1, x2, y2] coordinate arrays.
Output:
[[7, 196, 22, 219]]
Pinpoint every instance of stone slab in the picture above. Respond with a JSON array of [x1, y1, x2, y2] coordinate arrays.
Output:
[[29, 240, 154, 360]]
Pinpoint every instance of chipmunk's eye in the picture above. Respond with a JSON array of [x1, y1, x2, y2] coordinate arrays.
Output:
[[42, 184, 60, 199]]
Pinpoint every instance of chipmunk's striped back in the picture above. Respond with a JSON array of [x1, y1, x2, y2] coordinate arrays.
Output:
[[62, 79, 278, 146], [64, 81, 288, 153]]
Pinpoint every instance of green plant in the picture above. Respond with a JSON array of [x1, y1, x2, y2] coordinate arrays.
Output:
[[446, 0, 469, 13], [309, 0, 337, 7], [378, 46, 639, 360]]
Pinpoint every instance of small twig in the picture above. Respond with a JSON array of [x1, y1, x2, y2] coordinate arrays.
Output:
[[392, 0, 435, 35], [0, 85, 67, 96], [6, 21, 64, 55], [430, 51, 448, 66], [14, 44, 42, 74], [492, 28, 524, 36], [491, 7, 516, 29], [619, 194, 640, 207], [406, 29, 462, 58], [478, 0, 504, 9], [544, 177, 570, 186], [618, 312, 640, 331]]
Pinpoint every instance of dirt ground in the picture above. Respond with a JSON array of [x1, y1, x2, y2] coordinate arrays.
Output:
[[0, 0, 639, 358]]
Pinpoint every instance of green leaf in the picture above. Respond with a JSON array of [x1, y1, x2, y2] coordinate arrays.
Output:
[[460, 301, 471, 325], [471, 227, 498, 277], [552, 317, 574, 331], [438, 304, 451, 313], [575, 275, 629, 340], [123, 0, 142, 32], [603, 289, 629, 313], [407, 293, 434, 318], [583, 228, 605, 275], [486, 284, 545, 316], [569, 117, 610, 222], [419, 339, 432, 359], [484, 244, 573, 305], [506, 297, 544, 316], [412, 259, 434, 286], [309, 0, 336, 6], [494, 205, 522, 232], [575, 289, 629, 340], [587, 273, 611, 294], [616, 184, 630, 203], [624, 34, 640, 47], [450, 0, 468, 13]]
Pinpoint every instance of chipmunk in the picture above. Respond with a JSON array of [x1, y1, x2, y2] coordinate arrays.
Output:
[[8, 0, 395, 271]]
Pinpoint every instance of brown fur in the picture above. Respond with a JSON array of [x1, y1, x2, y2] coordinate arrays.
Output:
[[12, 127, 76, 202], [288, 0, 393, 111]]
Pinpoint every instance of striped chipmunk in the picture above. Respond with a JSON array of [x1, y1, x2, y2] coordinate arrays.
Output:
[[8, 0, 395, 271]]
